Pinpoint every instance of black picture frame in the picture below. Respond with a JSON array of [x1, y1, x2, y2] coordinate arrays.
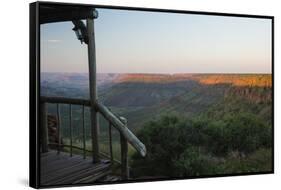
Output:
[[30, 1, 274, 188]]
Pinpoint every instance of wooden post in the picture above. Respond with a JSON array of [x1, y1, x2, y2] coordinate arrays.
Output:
[[87, 11, 99, 163], [96, 101, 147, 157], [40, 102, 48, 153], [69, 104, 73, 157], [56, 104, 61, 154], [82, 105, 86, 159], [108, 122, 113, 162], [120, 117, 129, 179]]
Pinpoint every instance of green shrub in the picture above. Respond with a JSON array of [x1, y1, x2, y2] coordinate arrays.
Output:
[[173, 146, 218, 176], [131, 113, 272, 177]]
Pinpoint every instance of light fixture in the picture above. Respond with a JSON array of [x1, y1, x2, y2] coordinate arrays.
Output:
[[72, 26, 83, 44], [72, 20, 87, 44]]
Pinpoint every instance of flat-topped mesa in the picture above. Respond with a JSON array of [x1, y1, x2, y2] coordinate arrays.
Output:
[[194, 74, 272, 87], [114, 73, 194, 83], [114, 73, 272, 87]]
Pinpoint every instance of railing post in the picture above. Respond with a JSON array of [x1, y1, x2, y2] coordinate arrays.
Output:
[[120, 117, 129, 179], [108, 122, 113, 163], [56, 104, 61, 154], [69, 104, 73, 157], [87, 10, 99, 163], [82, 105, 86, 159], [96, 101, 147, 157], [40, 102, 48, 153]]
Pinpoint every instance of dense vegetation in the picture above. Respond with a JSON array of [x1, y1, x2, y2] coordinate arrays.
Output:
[[131, 108, 272, 178]]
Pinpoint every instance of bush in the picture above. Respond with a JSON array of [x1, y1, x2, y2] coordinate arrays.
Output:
[[131, 115, 198, 177], [173, 146, 218, 176], [221, 148, 272, 173], [131, 113, 272, 177], [202, 112, 271, 156], [223, 113, 271, 154]]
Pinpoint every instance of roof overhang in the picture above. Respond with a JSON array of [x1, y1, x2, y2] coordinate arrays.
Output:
[[39, 4, 95, 24]]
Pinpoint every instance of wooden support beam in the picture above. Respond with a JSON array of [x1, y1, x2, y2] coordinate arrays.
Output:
[[96, 101, 147, 157], [40, 102, 48, 153], [87, 15, 100, 163], [120, 117, 129, 179]]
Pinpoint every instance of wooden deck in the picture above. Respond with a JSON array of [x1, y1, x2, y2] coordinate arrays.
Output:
[[40, 151, 115, 186], [39, 96, 147, 186]]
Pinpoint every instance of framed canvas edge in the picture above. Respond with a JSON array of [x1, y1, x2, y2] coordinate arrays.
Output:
[[29, 1, 275, 189]]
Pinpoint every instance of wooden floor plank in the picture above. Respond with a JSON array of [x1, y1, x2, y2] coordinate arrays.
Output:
[[52, 163, 110, 185], [40, 150, 113, 186], [74, 169, 112, 184], [41, 155, 84, 175], [41, 151, 72, 163], [42, 160, 94, 183]]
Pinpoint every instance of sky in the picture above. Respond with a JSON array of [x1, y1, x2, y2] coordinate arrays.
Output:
[[40, 8, 272, 74]]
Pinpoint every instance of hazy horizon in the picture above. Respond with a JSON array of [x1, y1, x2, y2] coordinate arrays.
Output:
[[41, 8, 272, 74]]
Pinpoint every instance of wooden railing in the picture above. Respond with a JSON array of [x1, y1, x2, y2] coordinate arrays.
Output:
[[40, 96, 146, 179]]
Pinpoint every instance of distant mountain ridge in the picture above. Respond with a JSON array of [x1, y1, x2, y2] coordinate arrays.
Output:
[[114, 73, 272, 87], [41, 72, 120, 87], [41, 72, 272, 87], [40, 72, 272, 131]]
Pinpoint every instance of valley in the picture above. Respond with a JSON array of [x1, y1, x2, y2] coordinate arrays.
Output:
[[41, 72, 272, 176]]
